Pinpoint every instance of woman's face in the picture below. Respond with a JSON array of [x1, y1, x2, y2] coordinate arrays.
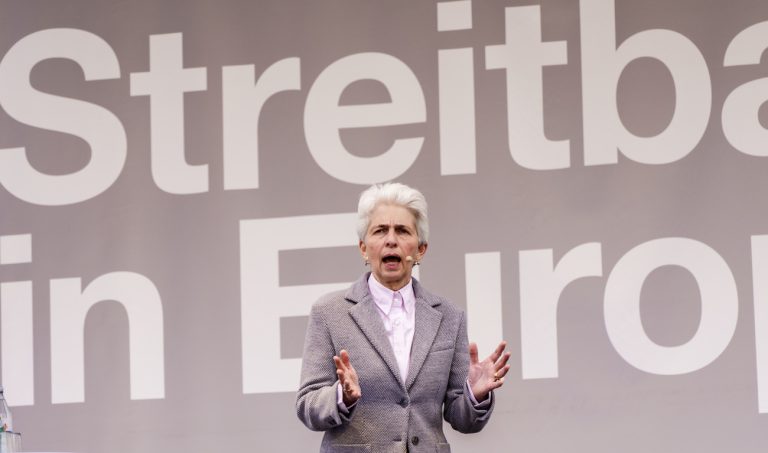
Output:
[[359, 203, 427, 291]]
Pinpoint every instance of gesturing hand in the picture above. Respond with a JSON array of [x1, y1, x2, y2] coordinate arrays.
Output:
[[334, 349, 361, 406], [467, 341, 510, 402]]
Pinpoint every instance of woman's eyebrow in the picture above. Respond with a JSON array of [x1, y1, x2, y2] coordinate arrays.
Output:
[[374, 222, 410, 228]]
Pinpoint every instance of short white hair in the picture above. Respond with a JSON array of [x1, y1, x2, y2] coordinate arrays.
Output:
[[356, 183, 429, 245]]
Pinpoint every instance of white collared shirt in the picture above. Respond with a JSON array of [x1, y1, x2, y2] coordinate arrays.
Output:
[[367, 273, 416, 382]]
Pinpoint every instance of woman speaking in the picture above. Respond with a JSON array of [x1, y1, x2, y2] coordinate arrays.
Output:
[[296, 182, 509, 452]]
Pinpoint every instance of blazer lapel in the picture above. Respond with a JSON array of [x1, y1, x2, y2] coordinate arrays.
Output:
[[347, 275, 405, 387], [405, 286, 443, 390]]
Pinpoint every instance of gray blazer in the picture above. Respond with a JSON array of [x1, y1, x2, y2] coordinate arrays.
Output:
[[296, 273, 494, 453]]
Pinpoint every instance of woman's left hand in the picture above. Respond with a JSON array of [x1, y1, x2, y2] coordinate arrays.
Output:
[[467, 341, 510, 402]]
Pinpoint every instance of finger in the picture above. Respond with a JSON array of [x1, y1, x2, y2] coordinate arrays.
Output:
[[340, 349, 352, 367], [494, 364, 510, 379], [495, 351, 511, 369], [468, 342, 479, 365], [488, 340, 507, 362], [342, 351, 359, 380], [336, 368, 346, 382], [333, 355, 345, 372]]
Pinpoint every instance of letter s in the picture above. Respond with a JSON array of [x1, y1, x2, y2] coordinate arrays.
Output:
[[0, 28, 126, 205]]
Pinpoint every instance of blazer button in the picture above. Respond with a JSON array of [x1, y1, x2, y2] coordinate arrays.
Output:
[[399, 398, 409, 407], [411, 436, 420, 445]]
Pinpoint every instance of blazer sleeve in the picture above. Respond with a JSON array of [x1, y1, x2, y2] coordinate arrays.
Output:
[[442, 311, 495, 433], [295, 300, 355, 431]]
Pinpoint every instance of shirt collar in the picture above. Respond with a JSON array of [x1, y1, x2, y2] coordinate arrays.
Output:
[[367, 273, 415, 315]]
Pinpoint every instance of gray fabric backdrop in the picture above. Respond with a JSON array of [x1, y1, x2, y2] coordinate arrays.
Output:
[[2, 0, 768, 451]]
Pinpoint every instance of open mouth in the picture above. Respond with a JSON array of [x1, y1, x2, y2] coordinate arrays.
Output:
[[382, 254, 401, 264]]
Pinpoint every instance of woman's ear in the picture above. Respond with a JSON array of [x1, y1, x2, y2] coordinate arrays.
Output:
[[359, 240, 367, 259], [417, 242, 428, 259]]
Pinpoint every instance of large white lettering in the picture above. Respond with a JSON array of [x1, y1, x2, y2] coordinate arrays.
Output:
[[303, 53, 426, 184], [0, 234, 34, 406], [130, 33, 209, 194], [580, 0, 712, 165], [437, 0, 477, 175], [0, 281, 33, 406], [50, 272, 165, 403], [519, 243, 603, 379], [222, 58, 302, 190], [604, 238, 738, 375], [465, 252, 504, 356], [0, 28, 126, 205], [239, 213, 357, 393], [2, 4, 768, 203], [485, 5, 569, 170], [751, 235, 768, 413], [722, 21, 768, 157]]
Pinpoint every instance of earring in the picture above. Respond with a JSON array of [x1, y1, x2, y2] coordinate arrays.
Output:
[[364, 255, 369, 266]]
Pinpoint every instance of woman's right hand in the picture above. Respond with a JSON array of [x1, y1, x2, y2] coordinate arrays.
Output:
[[334, 349, 361, 406]]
